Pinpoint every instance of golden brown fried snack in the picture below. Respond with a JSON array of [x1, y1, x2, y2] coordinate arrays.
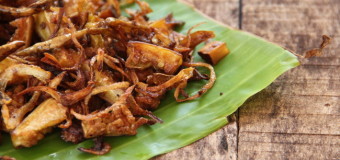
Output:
[[11, 98, 67, 147], [80, 104, 149, 138], [126, 41, 183, 74], [0, 0, 229, 155], [0, 41, 25, 62], [198, 41, 229, 65]]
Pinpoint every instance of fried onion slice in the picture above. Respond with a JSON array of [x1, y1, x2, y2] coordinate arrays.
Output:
[[78, 137, 111, 155], [17, 83, 94, 106], [0, 64, 51, 90], [147, 67, 194, 92], [0, 41, 25, 62], [174, 62, 216, 102], [71, 85, 134, 121], [1, 91, 40, 131], [0, 0, 54, 17], [15, 27, 106, 56], [84, 82, 130, 105]]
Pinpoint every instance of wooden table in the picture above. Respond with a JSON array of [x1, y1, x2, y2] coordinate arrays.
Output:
[[155, 0, 340, 159]]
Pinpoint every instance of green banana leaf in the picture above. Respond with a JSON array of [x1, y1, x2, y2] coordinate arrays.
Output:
[[0, 0, 300, 159]]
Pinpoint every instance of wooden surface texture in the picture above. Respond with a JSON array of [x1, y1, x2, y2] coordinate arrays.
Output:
[[155, 0, 340, 159]]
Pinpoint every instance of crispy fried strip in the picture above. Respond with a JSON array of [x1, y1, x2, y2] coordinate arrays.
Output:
[[0, 91, 12, 105], [58, 118, 72, 128], [84, 82, 130, 105], [174, 81, 188, 101], [146, 73, 174, 85], [0, 0, 54, 17], [175, 62, 216, 102], [15, 28, 106, 56], [58, 108, 73, 129], [103, 55, 130, 81], [49, 71, 66, 89], [68, 17, 86, 70], [147, 67, 194, 92], [41, 53, 61, 68], [78, 137, 111, 155], [107, 0, 121, 17], [60, 84, 94, 106], [18, 83, 94, 106], [136, 0, 152, 15], [71, 85, 134, 121], [65, 70, 86, 90], [127, 95, 163, 123], [184, 22, 205, 48], [41, 52, 83, 71], [49, 7, 65, 39], [0, 64, 51, 90], [1, 91, 40, 131], [8, 55, 34, 65], [94, 49, 105, 71], [28, 0, 55, 8], [128, 69, 139, 84], [18, 86, 61, 101], [0, 41, 25, 62], [0, 5, 38, 17], [58, 118, 72, 129]]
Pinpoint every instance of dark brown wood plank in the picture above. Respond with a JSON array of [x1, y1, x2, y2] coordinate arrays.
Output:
[[240, 0, 340, 159], [154, 0, 240, 160]]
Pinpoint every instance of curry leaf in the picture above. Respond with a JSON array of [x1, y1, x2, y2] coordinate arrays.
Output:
[[0, 0, 299, 159]]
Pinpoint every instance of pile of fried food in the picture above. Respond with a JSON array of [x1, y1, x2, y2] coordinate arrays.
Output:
[[0, 0, 229, 155]]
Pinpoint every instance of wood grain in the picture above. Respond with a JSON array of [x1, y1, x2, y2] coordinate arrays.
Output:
[[240, 0, 340, 159], [157, 0, 340, 159]]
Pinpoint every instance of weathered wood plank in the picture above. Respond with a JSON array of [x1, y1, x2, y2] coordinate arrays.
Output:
[[183, 0, 240, 28], [239, 132, 339, 160], [154, 0, 240, 159], [240, 0, 340, 159]]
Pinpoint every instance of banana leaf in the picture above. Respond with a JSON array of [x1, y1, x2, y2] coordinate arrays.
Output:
[[0, 0, 299, 159]]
